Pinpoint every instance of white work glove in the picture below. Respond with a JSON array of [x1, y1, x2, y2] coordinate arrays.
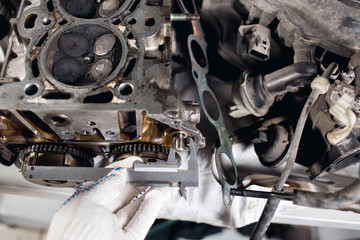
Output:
[[47, 153, 269, 240], [46, 157, 177, 240]]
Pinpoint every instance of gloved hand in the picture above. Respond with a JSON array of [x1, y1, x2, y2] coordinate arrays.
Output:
[[47, 153, 267, 240], [46, 156, 177, 240]]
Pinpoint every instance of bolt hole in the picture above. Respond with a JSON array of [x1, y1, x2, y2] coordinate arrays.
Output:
[[51, 116, 66, 124], [127, 17, 136, 25], [42, 17, 51, 25], [145, 17, 155, 26], [45, 114, 70, 126], [25, 84, 39, 96], [119, 83, 133, 96]]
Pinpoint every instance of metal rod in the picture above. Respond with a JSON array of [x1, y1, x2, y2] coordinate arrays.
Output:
[[249, 63, 336, 240], [274, 89, 321, 190], [231, 189, 293, 201], [250, 198, 280, 240], [170, 14, 200, 22]]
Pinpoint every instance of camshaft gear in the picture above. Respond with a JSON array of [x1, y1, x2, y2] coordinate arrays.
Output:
[[110, 142, 170, 162], [19, 144, 93, 187]]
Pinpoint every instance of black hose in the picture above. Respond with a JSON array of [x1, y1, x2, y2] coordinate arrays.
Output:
[[264, 62, 317, 95]]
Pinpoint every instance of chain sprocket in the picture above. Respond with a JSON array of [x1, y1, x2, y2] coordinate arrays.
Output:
[[18, 144, 93, 166], [19, 144, 93, 187], [110, 142, 170, 162]]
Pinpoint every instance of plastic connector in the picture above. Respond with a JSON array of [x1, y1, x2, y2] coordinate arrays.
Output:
[[327, 93, 356, 145]]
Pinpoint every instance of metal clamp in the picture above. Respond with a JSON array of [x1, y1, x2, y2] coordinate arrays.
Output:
[[127, 138, 199, 196]]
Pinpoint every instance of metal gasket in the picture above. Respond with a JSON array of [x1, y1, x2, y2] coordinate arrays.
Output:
[[184, 0, 238, 207]]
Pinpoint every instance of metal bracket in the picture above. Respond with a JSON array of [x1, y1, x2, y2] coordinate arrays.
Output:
[[24, 166, 112, 181], [127, 138, 199, 196], [23, 139, 198, 195]]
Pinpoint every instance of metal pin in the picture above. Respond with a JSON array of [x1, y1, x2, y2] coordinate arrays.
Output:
[[170, 14, 200, 22], [173, 131, 187, 152]]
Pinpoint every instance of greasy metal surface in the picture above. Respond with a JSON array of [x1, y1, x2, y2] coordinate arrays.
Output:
[[0, 0, 203, 148]]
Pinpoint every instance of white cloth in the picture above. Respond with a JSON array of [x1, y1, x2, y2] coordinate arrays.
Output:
[[46, 156, 267, 240]]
